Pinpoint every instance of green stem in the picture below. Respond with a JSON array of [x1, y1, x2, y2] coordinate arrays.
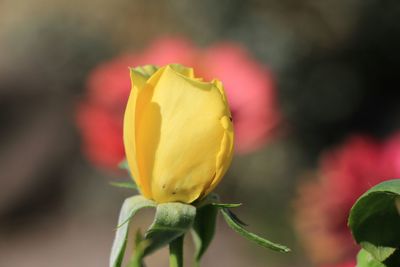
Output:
[[127, 252, 145, 267], [169, 235, 184, 267]]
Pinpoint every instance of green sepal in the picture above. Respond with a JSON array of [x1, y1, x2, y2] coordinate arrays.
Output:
[[143, 202, 196, 256], [195, 193, 241, 209], [110, 181, 138, 190], [223, 208, 248, 226], [211, 203, 242, 208], [109, 195, 156, 267], [220, 208, 290, 253], [130, 65, 159, 78], [192, 203, 219, 266], [113, 160, 138, 191], [118, 160, 136, 181], [118, 160, 130, 172], [357, 249, 387, 267], [348, 179, 400, 265]]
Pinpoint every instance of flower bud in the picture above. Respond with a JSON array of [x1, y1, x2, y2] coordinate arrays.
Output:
[[123, 64, 234, 203]]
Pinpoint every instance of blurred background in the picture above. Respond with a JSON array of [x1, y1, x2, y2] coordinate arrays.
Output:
[[1, 0, 400, 266]]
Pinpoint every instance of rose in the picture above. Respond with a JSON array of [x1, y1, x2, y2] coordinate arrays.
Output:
[[294, 134, 400, 266], [124, 64, 234, 203], [76, 37, 280, 171]]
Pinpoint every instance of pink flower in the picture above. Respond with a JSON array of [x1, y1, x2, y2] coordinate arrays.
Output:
[[76, 36, 281, 170], [76, 103, 124, 169], [200, 44, 280, 153], [294, 134, 400, 266], [320, 136, 384, 233], [380, 132, 400, 177]]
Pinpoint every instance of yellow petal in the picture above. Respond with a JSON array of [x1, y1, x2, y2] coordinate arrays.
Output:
[[135, 66, 231, 203], [203, 115, 234, 197], [123, 65, 161, 199], [202, 80, 234, 197]]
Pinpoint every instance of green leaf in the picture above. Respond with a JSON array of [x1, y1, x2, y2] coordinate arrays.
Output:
[[118, 160, 129, 171], [110, 181, 138, 190], [115, 159, 138, 190], [192, 204, 219, 267], [220, 208, 290, 253], [194, 193, 241, 209], [109, 195, 156, 267], [143, 202, 196, 256], [118, 159, 136, 181], [211, 203, 242, 208], [194, 193, 220, 208], [348, 179, 400, 265], [360, 242, 396, 263], [357, 249, 386, 267], [223, 208, 248, 227]]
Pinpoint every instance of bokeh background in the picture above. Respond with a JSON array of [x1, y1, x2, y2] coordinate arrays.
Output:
[[1, 0, 400, 266]]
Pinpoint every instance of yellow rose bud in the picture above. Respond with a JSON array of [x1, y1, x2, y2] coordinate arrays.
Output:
[[123, 64, 234, 203]]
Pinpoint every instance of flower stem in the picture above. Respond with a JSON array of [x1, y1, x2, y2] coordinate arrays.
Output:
[[127, 252, 145, 267], [169, 235, 184, 267]]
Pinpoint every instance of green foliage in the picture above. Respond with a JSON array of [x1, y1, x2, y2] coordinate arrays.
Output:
[[118, 160, 130, 172], [110, 193, 290, 267], [109, 195, 156, 267], [169, 235, 184, 267], [210, 203, 242, 208], [127, 231, 149, 267], [357, 249, 386, 267], [220, 208, 290, 253], [349, 179, 400, 266], [112, 159, 138, 191], [143, 202, 196, 256], [110, 181, 138, 190], [192, 203, 219, 266]]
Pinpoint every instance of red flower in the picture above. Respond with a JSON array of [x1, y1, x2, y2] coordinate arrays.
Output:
[[76, 37, 281, 170], [294, 134, 400, 266], [380, 132, 400, 177], [76, 103, 124, 169]]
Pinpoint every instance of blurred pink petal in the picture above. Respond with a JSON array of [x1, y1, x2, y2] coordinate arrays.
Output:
[[320, 136, 384, 228], [138, 37, 197, 66], [76, 103, 124, 169], [381, 132, 400, 176], [202, 43, 280, 153], [76, 36, 281, 170], [86, 55, 137, 109], [294, 133, 400, 266]]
